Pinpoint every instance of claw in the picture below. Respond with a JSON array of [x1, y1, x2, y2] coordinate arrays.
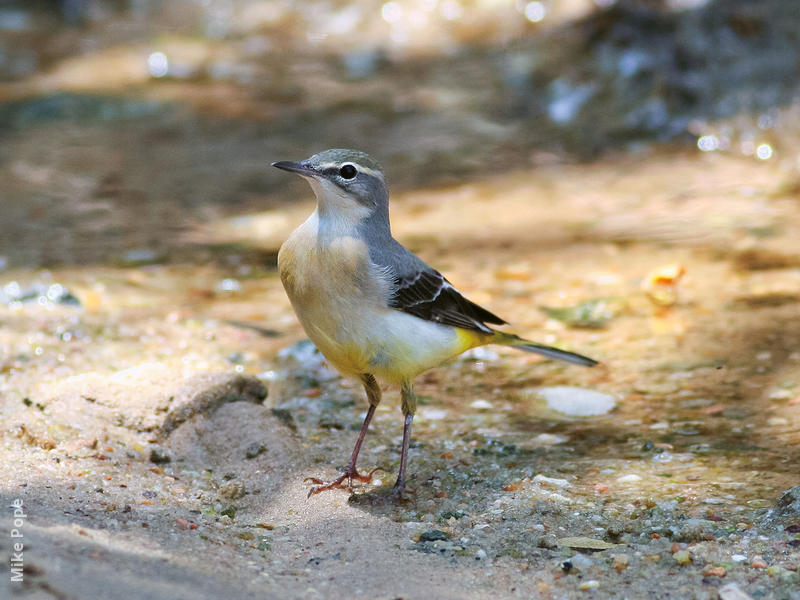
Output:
[[304, 467, 381, 497]]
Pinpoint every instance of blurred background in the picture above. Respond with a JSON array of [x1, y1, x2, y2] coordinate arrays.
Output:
[[2, 8, 800, 593], [1, 0, 799, 268]]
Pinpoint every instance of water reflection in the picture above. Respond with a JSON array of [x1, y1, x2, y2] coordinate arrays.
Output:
[[0, 0, 799, 268]]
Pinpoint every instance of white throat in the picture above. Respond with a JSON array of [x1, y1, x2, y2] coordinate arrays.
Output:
[[304, 176, 371, 238]]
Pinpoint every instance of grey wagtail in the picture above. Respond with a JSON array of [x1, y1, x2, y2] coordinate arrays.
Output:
[[273, 149, 597, 497]]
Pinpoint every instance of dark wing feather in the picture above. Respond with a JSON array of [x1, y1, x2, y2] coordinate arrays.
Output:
[[390, 269, 506, 334]]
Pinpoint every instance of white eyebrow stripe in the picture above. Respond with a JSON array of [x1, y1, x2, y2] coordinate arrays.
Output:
[[356, 165, 384, 180], [315, 161, 385, 181]]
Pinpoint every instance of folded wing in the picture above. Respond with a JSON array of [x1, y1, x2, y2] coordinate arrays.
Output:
[[390, 268, 506, 334]]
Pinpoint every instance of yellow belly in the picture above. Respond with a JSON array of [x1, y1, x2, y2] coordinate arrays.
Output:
[[278, 217, 486, 383]]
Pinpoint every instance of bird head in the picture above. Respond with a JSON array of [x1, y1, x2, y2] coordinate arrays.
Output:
[[272, 149, 389, 223]]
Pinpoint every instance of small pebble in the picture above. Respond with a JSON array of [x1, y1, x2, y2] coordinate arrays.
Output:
[[149, 448, 171, 464], [617, 474, 642, 483], [570, 553, 594, 571], [610, 553, 629, 571], [673, 550, 691, 565], [419, 529, 450, 542], [750, 556, 766, 568], [579, 580, 600, 591], [475, 549, 487, 560], [216, 278, 241, 292], [719, 583, 755, 600], [702, 564, 726, 577], [245, 442, 265, 459], [645, 554, 661, 562], [534, 474, 571, 488], [470, 399, 493, 410], [535, 386, 616, 417], [530, 433, 568, 446], [418, 408, 447, 420], [219, 481, 246, 500], [731, 554, 747, 562]]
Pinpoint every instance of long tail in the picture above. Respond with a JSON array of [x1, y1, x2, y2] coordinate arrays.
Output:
[[492, 332, 598, 367]]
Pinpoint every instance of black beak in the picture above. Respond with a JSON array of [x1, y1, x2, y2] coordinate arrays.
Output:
[[271, 161, 317, 177]]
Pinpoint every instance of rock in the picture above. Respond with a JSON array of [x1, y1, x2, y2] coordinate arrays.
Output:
[[675, 518, 716, 542], [149, 447, 171, 464], [470, 399, 493, 410], [765, 565, 795, 579], [245, 442, 265, 459], [419, 530, 451, 542], [216, 278, 241, 293], [156, 373, 267, 435], [719, 583, 755, 600], [528, 433, 568, 446], [569, 553, 595, 571], [533, 386, 616, 417], [673, 549, 691, 565], [275, 339, 338, 384], [702, 564, 726, 577], [610, 553, 629, 571], [45, 368, 267, 436], [763, 485, 800, 527], [534, 474, 572, 488], [219, 481, 246, 500]]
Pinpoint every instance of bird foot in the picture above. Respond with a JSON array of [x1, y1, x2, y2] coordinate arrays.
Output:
[[304, 467, 383, 497], [346, 481, 414, 506], [389, 485, 411, 503], [388, 477, 414, 502]]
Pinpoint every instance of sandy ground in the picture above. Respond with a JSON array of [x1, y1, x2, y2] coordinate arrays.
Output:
[[2, 152, 800, 599]]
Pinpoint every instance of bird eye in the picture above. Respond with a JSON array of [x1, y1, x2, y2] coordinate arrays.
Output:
[[339, 164, 357, 179]]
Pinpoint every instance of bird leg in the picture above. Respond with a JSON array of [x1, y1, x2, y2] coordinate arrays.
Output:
[[306, 374, 383, 497], [392, 383, 417, 498]]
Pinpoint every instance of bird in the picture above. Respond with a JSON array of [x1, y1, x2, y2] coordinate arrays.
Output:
[[272, 149, 597, 498]]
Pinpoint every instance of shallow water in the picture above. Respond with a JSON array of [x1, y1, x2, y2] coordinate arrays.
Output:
[[2, 150, 799, 517]]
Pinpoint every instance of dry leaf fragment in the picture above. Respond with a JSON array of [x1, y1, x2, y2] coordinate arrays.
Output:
[[556, 537, 620, 550], [642, 264, 686, 306]]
